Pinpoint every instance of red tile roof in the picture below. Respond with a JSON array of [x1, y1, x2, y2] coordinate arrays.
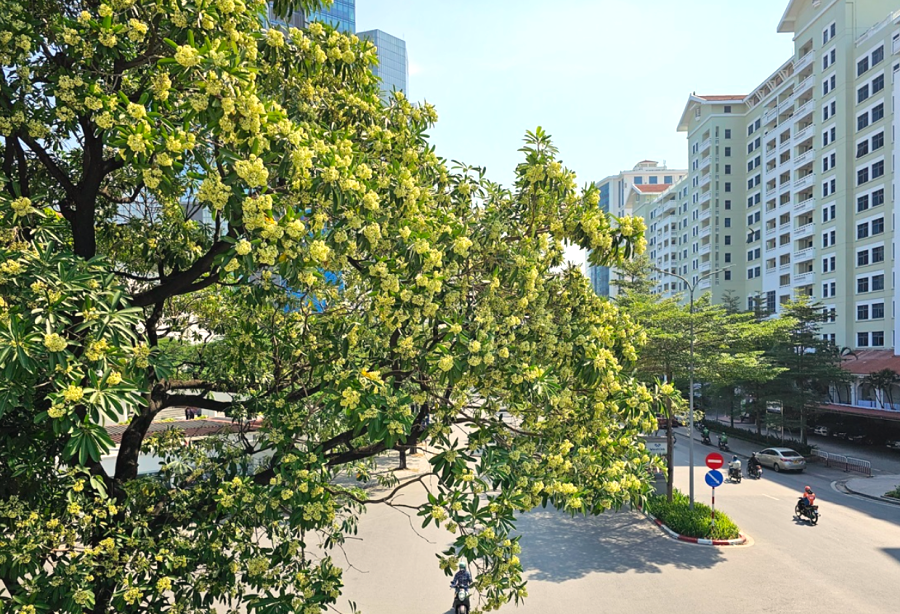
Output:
[[818, 403, 900, 423], [841, 349, 900, 375], [634, 184, 671, 193], [697, 95, 747, 101]]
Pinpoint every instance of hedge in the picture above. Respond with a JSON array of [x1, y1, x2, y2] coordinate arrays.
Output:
[[646, 490, 741, 540], [702, 420, 814, 456]]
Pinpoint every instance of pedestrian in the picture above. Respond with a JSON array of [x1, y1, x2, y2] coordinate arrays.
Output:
[[184, 407, 191, 420]]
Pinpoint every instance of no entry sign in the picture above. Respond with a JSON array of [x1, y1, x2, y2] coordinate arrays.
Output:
[[705, 452, 724, 470]]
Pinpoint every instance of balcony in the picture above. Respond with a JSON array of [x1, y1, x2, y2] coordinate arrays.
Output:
[[698, 278, 711, 289], [793, 246, 814, 261], [794, 270, 815, 285], [795, 50, 814, 71], [778, 95, 795, 112], [699, 138, 712, 152], [779, 138, 792, 152], [793, 149, 813, 167], [700, 155, 711, 170], [699, 208, 711, 222], [766, 225, 777, 237], [780, 261, 791, 271], [794, 222, 815, 240], [764, 107, 778, 124], [699, 173, 711, 187], [793, 124, 813, 142], [699, 190, 711, 204], [700, 244, 711, 256], [793, 196, 815, 214], [766, 184, 777, 194], [794, 99, 813, 120], [700, 226, 711, 239], [794, 173, 815, 191], [795, 75, 814, 96]]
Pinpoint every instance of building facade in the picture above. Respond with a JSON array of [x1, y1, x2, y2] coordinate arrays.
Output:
[[306, 0, 356, 33], [358, 29, 409, 100], [588, 161, 687, 296]]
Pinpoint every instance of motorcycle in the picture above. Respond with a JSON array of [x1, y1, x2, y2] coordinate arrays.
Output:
[[451, 585, 471, 614], [718, 438, 730, 452], [747, 464, 763, 479], [728, 466, 742, 483], [794, 498, 819, 525], [701, 433, 711, 445]]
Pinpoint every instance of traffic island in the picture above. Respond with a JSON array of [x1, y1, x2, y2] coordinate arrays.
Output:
[[640, 490, 748, 547]]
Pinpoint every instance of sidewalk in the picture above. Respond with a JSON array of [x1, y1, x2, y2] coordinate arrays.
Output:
[[844, 474, 900, 504]]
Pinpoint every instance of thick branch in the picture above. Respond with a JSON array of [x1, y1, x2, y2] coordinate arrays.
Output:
[[130, 240, 231, 307]]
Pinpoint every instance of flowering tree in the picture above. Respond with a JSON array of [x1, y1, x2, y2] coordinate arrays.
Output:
[[0, 2, 660, 613]]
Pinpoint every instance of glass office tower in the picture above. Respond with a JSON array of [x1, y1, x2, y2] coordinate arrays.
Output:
[[357, 29, 409, 100], [307, 0, 356, 33]]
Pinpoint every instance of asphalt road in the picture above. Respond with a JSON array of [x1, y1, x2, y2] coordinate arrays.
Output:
[[336, 441, 900, 614]]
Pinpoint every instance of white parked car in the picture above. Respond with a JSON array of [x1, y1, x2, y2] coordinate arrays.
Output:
[[886, 440, 900, 451], [756, 447, 806, 473], [813, 426, 830, 436]]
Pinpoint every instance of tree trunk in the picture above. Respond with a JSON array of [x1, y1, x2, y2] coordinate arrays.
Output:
[[729, 389, 735, 429], [398, 447, 407, 470]]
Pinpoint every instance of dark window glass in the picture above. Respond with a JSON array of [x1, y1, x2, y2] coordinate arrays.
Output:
[[858, 113, 870, 130], [857, 194, 869, 212], [873, 46, 884, 65], [858, 277, 870, 293], [872, 131, 884, 150], [724, 129, 731, 139], [872, 74, 885, 94], [858, 250, 870, 266], [857, 140, 869, 158], [858, 57, 869, 76], [873, 303, 885, 318], [872, 217, 884, 235], [873, 274, 885, 291], [858, 332, 870, 346], [724, 217, 731, 227], [872, 189, 885, 207], [858, 168, 869, 185], [858, 305, 869, 319], [858, 84, 870, 103], [873, 246, 884, 262], [872, 160, 884, 179], [873, 331, 885, 346], [873, 103, 884, 122], [857, 222, 869, 239]]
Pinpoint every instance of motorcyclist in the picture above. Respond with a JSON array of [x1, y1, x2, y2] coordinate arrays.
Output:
[[718, 433, 729, 448], [451, 562, 473, 610], [748, 452, 762, 476], [728, 454, 741, 479], [799, 485, 816, 509], [701, 426, 710, 442]]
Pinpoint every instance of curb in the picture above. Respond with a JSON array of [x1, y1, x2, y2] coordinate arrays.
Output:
[[636, 506, 748, 546], [839, 480, 900, 506]]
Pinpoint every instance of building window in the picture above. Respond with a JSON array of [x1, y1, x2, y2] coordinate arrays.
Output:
[[858, 332, 870, 347], [872, 74, 885, 95], [872, 46, 884, 66], [724, 129, 731, 139], [858, 112, 870, 131], [872, 217, 885, 235], [724, 235, 731, 245], [873, 274, 884, 291], [872, 131, 884, 151], [872, 188, 885, 207], [857, 222, 869, 239], [858, 304, 870, 320], [724, 182, 731, 193], [858, 84, 870, 103], [724, 200, 731, 210], [857, 140, 869, 158], [873, 331, 885, 346], [858, 250, 870, 266], [724, 218, 731, 227], [872, 160, 884, 179], [634, 177, 643, 185], [724, 270, 732, 281], [649, 176, 658, 184], [724, 147, 731, 157], [725, 164, 732, 174], [664, 175, 673, 183], [724, 105, 732, 113], [725, 253, 731, 263], [857, 167, 869, 185], [857, 193, 870, 212], [873, 302, 885, 318], [873, 103, 884, 122], [872, 245, 885, 263], [858, 56, 870, 76], [858, 277, 869, 293]]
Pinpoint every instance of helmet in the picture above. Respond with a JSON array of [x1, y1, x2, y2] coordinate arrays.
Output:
[[805, 486, 812, 493], [751, 452, 757, 457], [459, 562, 466, 569], [732, 455, 738, 462]]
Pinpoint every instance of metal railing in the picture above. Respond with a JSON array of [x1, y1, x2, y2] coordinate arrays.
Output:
[[815, 451, 872, 477]]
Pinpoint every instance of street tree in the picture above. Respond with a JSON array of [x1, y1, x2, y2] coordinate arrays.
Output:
[[0, 2, 661, 612], [767, 298, 850, 445], [861, 368, 900, 409]]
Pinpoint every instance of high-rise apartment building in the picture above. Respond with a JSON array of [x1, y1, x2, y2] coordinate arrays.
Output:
[[358, 29, 409, 100], [623, 0, 900, 417], [588, 161, 687, 296], [662, 0, 900, 357]]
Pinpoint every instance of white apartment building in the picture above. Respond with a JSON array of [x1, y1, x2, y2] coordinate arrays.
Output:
[[589, 161, 687, 296], [633, 0, 900, 419]]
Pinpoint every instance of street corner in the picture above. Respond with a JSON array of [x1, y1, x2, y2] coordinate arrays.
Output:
[[839, 475, 900, 506], [638, 507, 752, 548]]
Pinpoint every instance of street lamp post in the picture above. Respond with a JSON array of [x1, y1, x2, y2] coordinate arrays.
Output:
[[651, 265, 731, 509]]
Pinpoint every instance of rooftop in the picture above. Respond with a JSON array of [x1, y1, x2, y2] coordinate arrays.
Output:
[[633, 184, 672, 194], [841, 349, 900, 375]]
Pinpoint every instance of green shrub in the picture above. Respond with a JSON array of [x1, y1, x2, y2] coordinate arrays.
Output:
[[703, 421, 814, 455], [646, 490, 741, 540], [885, 486, 900, 499]]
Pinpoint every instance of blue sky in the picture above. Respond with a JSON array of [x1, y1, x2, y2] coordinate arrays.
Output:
[[357, 0, 797, 188]]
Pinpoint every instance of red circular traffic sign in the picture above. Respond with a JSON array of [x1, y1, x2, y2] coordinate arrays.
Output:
[[705, 452, 724, 469]]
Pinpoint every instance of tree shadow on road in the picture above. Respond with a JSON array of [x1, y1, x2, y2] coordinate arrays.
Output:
[[515, 507, 725, 583]]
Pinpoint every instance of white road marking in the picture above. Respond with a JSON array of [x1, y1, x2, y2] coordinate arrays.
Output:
[[762, 494, 780, 501]]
